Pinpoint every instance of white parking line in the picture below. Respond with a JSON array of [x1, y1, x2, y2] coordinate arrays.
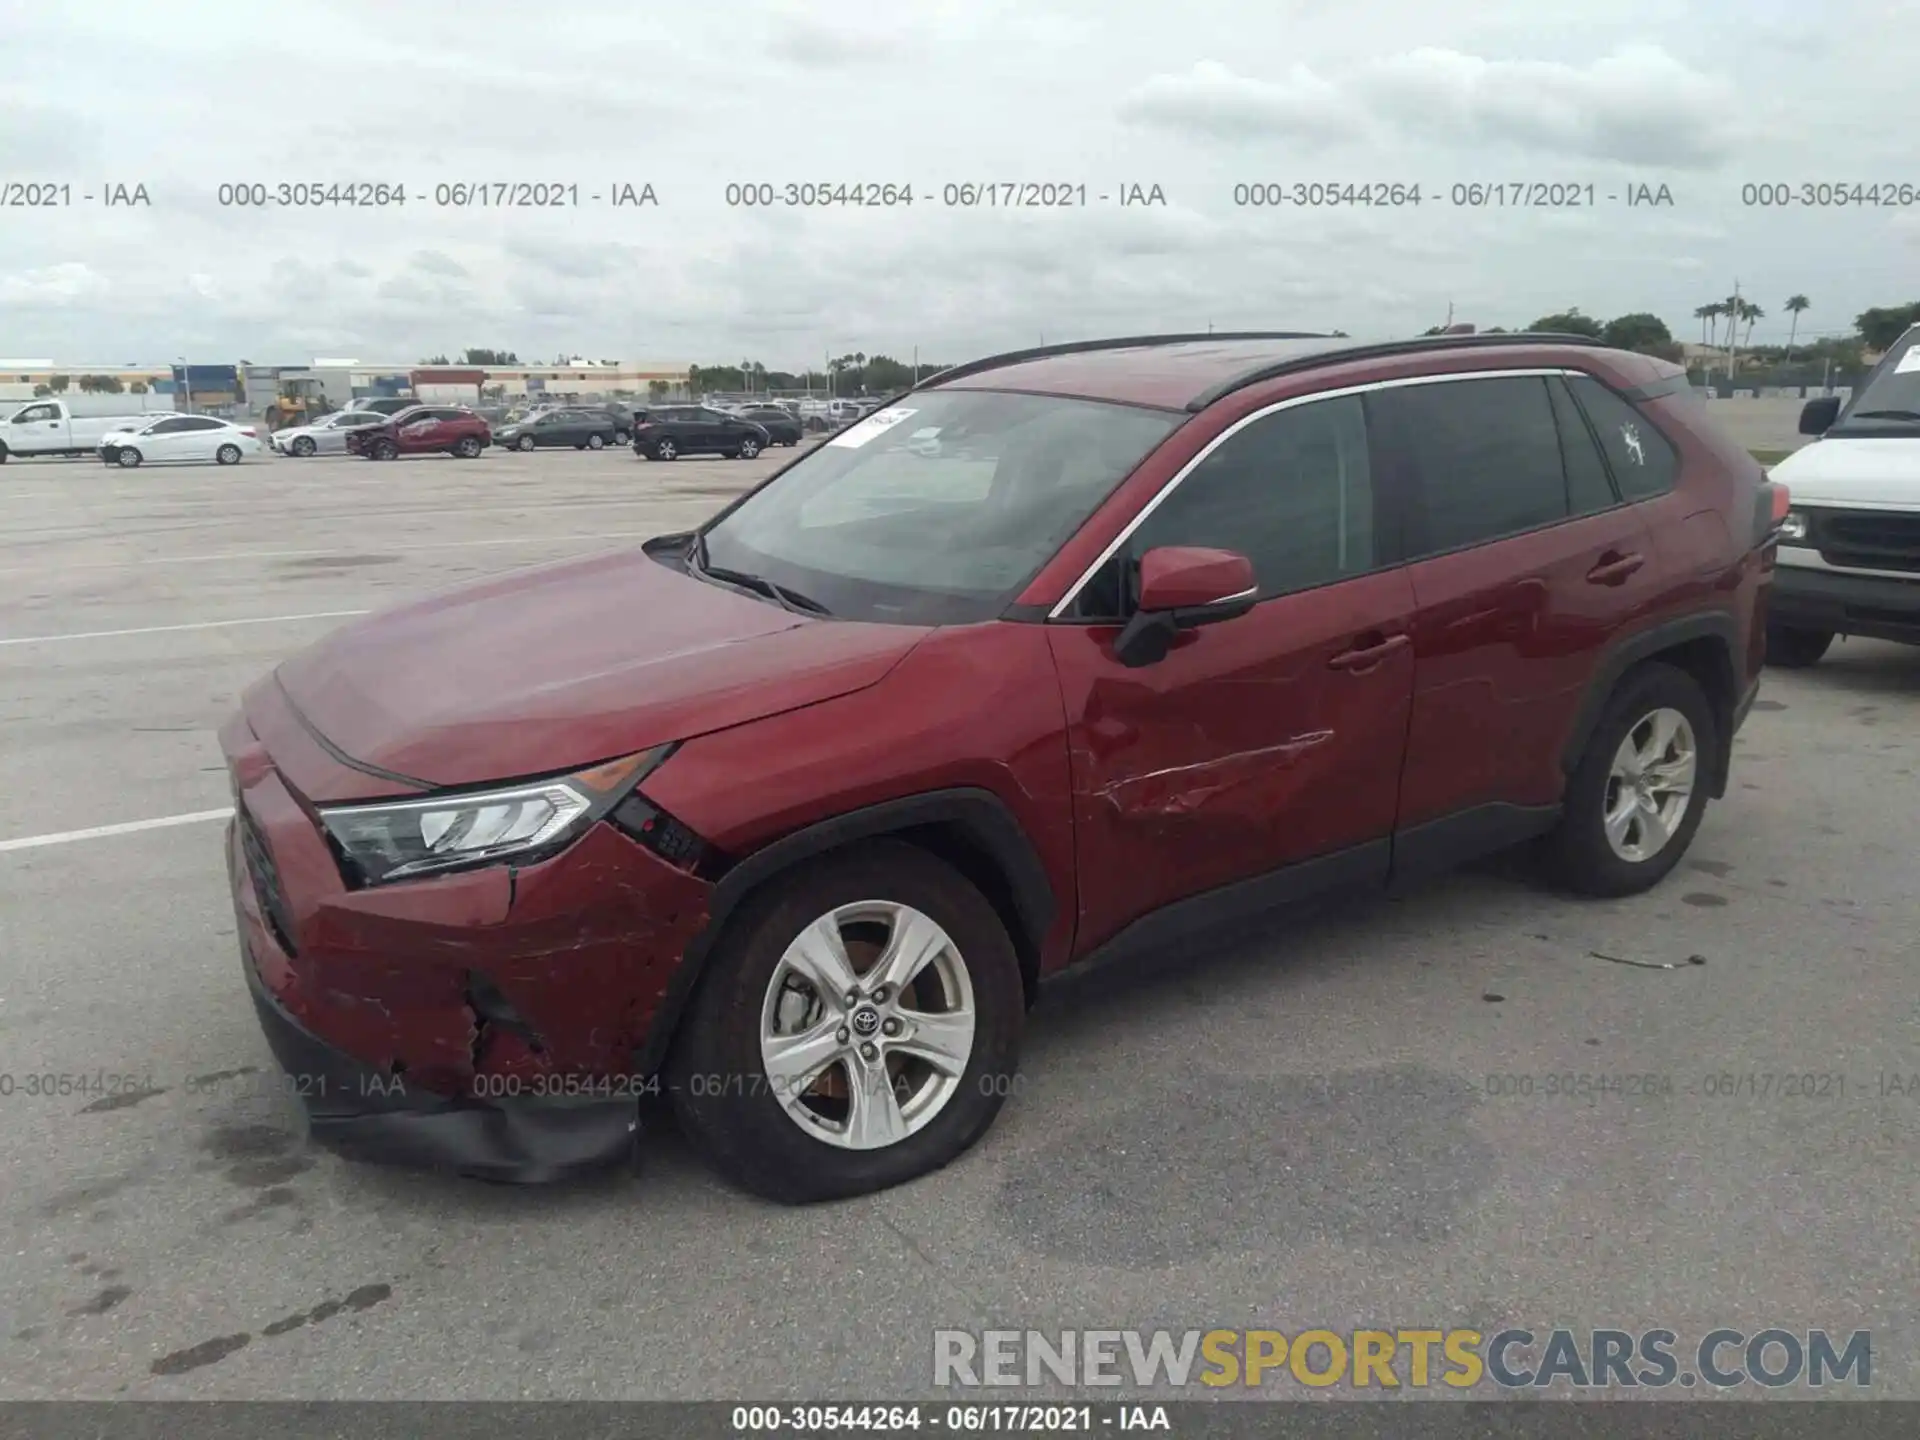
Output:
[[0, 808, 232, 853], [0, 610, 370, 646], [0, 531, 659, 574]]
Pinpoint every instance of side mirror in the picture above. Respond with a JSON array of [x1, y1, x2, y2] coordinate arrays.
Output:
[[1112, 546, 1258, 668], [1799, 396, 1841, 435]]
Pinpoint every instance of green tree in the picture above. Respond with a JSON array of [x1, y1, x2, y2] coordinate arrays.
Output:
[[1854, 304, 1920, 350], [32, 384, 50, 396], [1601, 312, 1675, 353], [460, 348, 519, 366], [1783, 295, 1810, 359], [420, 354, 451, 365], [130, 380, 149, 394], [647, 380, 670, 402], [48, 374, 70, 392], [1527, 309, 1604, 338], [76, 374, 98, 393]]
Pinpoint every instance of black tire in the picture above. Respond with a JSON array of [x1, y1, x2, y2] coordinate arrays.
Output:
[[670, 841, 1025, 1204], [517, 434, 536, 452], [290, 436, 316, 457], [215, 443, 241, 466], [452, 436, 482, 459], [1765, 624, 1834, 669], [1540, 662, 1717, 898], [116, 447, 143, 469], [587, 433, 605, 450], [0, 444, 9, 464], [652, 437, 678, 461], [370, 439, 397, 461], [738, 436, 762, 459], [614, 429, 631, 446]]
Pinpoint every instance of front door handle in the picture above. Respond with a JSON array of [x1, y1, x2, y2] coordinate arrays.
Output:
[[1586, 550, 1645, 585], [1328, 632, 1411, 671]]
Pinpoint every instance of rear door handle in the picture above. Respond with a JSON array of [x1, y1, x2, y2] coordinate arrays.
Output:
[[1586, 551, 1645, 585], [1328, 633, 1411, 671]]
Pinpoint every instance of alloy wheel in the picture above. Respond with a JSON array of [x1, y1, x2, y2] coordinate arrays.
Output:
[[1602, 707, 1696, 863], [758, 901, 977, 1151]]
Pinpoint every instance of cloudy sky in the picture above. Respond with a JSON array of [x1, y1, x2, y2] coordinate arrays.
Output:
[[3, 0, 1916, 368]]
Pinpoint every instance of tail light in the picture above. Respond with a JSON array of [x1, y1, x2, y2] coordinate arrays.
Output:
[[238, 427, 257, 437]]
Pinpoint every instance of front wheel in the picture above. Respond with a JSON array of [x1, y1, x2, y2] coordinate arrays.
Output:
[[613, 429, 631, 446], [370, 439, 398, 461], [516, 435, 536, 452], [116, 447, 143, 469], [291, 436, 316, 457], [737, 436, 762, 459], [587, 433, 606, 450], [1765, 624, 1834, 669], [215, 444, 241, 466], [652, 437, 679, 461], [670, 841, 1025, 1203], [1541, 662, 1716, 898]]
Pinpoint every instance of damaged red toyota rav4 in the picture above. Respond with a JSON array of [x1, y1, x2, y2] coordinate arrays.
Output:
[[224, 332, 1785, 1201]]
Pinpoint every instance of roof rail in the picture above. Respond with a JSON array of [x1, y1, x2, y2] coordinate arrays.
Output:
[[1184, 331, 1612, 412], [916, 331, 1334, 391]]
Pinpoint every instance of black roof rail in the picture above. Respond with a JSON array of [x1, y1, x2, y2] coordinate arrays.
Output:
[[915, 331, 1335, 391], [1184, 331, 1613, 412]]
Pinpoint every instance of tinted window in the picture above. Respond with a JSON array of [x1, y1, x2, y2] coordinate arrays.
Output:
[[1079, 395, 1377, 616], [12, 404, 57, 423], [1387, 376, 1568, 554], [1547, 377, 1620, 516], [1566, 374, 1678, 501], [180, 417, 224, 431]]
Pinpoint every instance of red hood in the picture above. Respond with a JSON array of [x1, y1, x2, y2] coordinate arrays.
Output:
[[271, 547, 926, 790]]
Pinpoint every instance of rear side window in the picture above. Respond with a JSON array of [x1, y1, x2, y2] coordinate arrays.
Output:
[[1566, 374, 1678, 501], [1384, 376, 1567, 554], [1546, 377, 1621, 516]]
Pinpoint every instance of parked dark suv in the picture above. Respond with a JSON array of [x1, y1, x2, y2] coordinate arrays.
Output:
[[345, 406, 492, 461], [632, 406, 771, 461], [736, 405, 803, 446], [223, 332, 1782, 1201]]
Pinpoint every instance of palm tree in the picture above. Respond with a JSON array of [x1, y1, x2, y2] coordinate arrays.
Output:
[[1695, 303, 1719, 346], [1742, 302, 1764, 350], [1784, 295, 1810, 360]]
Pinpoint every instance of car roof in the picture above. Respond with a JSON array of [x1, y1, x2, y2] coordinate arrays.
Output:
[[923, 331, 1615, 411]]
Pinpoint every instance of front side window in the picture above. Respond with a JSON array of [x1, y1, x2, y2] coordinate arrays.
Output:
[[699, 390, 1183, 624], [13, 404, 57, 423], [1384, 375, 1569, 555]]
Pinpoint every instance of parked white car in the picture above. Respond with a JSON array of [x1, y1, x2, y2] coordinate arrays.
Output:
[[270, 410, 390, 457], [99, 415, 264, 468]]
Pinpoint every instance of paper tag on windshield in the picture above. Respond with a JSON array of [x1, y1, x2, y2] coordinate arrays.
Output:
[[828, 407, 918, 448], [1895, 349, 1920, 373]]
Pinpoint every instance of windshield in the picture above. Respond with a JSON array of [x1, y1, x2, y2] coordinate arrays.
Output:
[[699, 389, 1184, 624], [1834, 327, 1920, 430]]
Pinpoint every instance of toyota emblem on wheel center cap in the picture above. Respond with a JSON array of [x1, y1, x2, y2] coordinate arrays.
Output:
[[850, 1006, 881, 1037]]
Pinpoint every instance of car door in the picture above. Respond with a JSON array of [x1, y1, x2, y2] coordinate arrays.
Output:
[[175, 416, 228, 461], [395, 410, 442, 453], [7, 402, 64, 453], [696, 408, 735, 453], [1047, 391, 1418, 954], [134, 416, 191, 458], [1370, 372, 1661, 859]]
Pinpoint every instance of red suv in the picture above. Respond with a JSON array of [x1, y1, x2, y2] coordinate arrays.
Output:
[[344, 405, 491, 460], [223, 333, 1785, 1199]]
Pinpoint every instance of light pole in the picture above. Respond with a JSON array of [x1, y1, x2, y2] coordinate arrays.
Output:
[[176, 355, 192, 414]]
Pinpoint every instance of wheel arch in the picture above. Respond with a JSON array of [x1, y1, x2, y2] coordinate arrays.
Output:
[[634, 787, 1055, 1076], [1560, 611, 1741, 799]]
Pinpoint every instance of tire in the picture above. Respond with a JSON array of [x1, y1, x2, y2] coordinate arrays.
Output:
[[0, 445, 9, 464], [370, 439, 397, 461], [588, 433, 605, 450], [517, 435, 536, 452], [1541, 662, 1716, 898], [670, 840, 1025, 1204], [291, 436, 316, 457], [652, 437, 678, 461], [215, 444, 241, 466], [452, 436, 482, 458], [738, 436, 762, 459], [1765, 624, 1834, 669], [614, 430, 631, 446], [116, 447, 143, 468]]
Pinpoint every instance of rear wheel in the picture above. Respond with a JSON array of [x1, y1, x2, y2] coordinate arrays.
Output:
[[670, 842, 1024, 1203], [1765, 624, 1834, 669], [737, 436, 763, 459], [1541, 662, 1716, 897], [452, 436, 482, 458], [587, 433, 606, 450], [215, 443, 241, 466], [614, 429, 631, 446], [116, 447, 143, 469]]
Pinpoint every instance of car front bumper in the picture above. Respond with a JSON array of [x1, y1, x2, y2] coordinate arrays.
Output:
[[1772, 560, 1920, 646], [222, 703, 715, 1183]]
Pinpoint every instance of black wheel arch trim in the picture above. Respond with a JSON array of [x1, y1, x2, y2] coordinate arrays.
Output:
[[633, 786, 1056, 1076], [1559, 610, 1741, 798]]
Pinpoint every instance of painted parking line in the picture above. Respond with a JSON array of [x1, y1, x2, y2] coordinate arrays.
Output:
[[0, 610, 370, 647], [0, 531, 661, 574], [0, 807, 232, 854]]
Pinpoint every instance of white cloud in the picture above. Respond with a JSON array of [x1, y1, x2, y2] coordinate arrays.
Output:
[[0, 263, 109, 304]]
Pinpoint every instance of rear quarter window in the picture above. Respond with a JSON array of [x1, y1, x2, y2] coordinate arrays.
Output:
[[1567, 374, 1679, 501]]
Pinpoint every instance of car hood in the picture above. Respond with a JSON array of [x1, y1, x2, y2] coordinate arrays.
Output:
[[271, 547, 928, 792], [1771, 437, 1920, 509]]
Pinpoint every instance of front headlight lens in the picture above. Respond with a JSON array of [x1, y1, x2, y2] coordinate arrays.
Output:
[[318, 747, 670, 886], [1780, 509, 1809, 542]]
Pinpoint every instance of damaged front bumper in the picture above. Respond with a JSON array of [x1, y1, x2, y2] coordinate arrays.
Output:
[[221, 700, 714, 1184]]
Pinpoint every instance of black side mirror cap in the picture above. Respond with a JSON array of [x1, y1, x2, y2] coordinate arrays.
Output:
[[1799, 396, 1841, 435]]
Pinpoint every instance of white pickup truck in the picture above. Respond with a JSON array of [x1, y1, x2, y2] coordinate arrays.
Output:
[[0, 398, 176, 461]]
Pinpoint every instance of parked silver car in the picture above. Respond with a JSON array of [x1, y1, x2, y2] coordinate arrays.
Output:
[[270, 410, 392, 457]]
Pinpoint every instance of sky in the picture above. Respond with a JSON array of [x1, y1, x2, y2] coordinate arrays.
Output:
[[2, 0, 1917, 369]]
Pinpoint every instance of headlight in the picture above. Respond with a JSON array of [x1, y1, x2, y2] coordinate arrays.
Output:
[[318, 745, 672, 886], [1780, 509, 1809, 543]]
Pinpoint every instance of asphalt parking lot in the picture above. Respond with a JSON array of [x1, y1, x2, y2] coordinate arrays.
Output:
[[0, 442, 1916, 1401]]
